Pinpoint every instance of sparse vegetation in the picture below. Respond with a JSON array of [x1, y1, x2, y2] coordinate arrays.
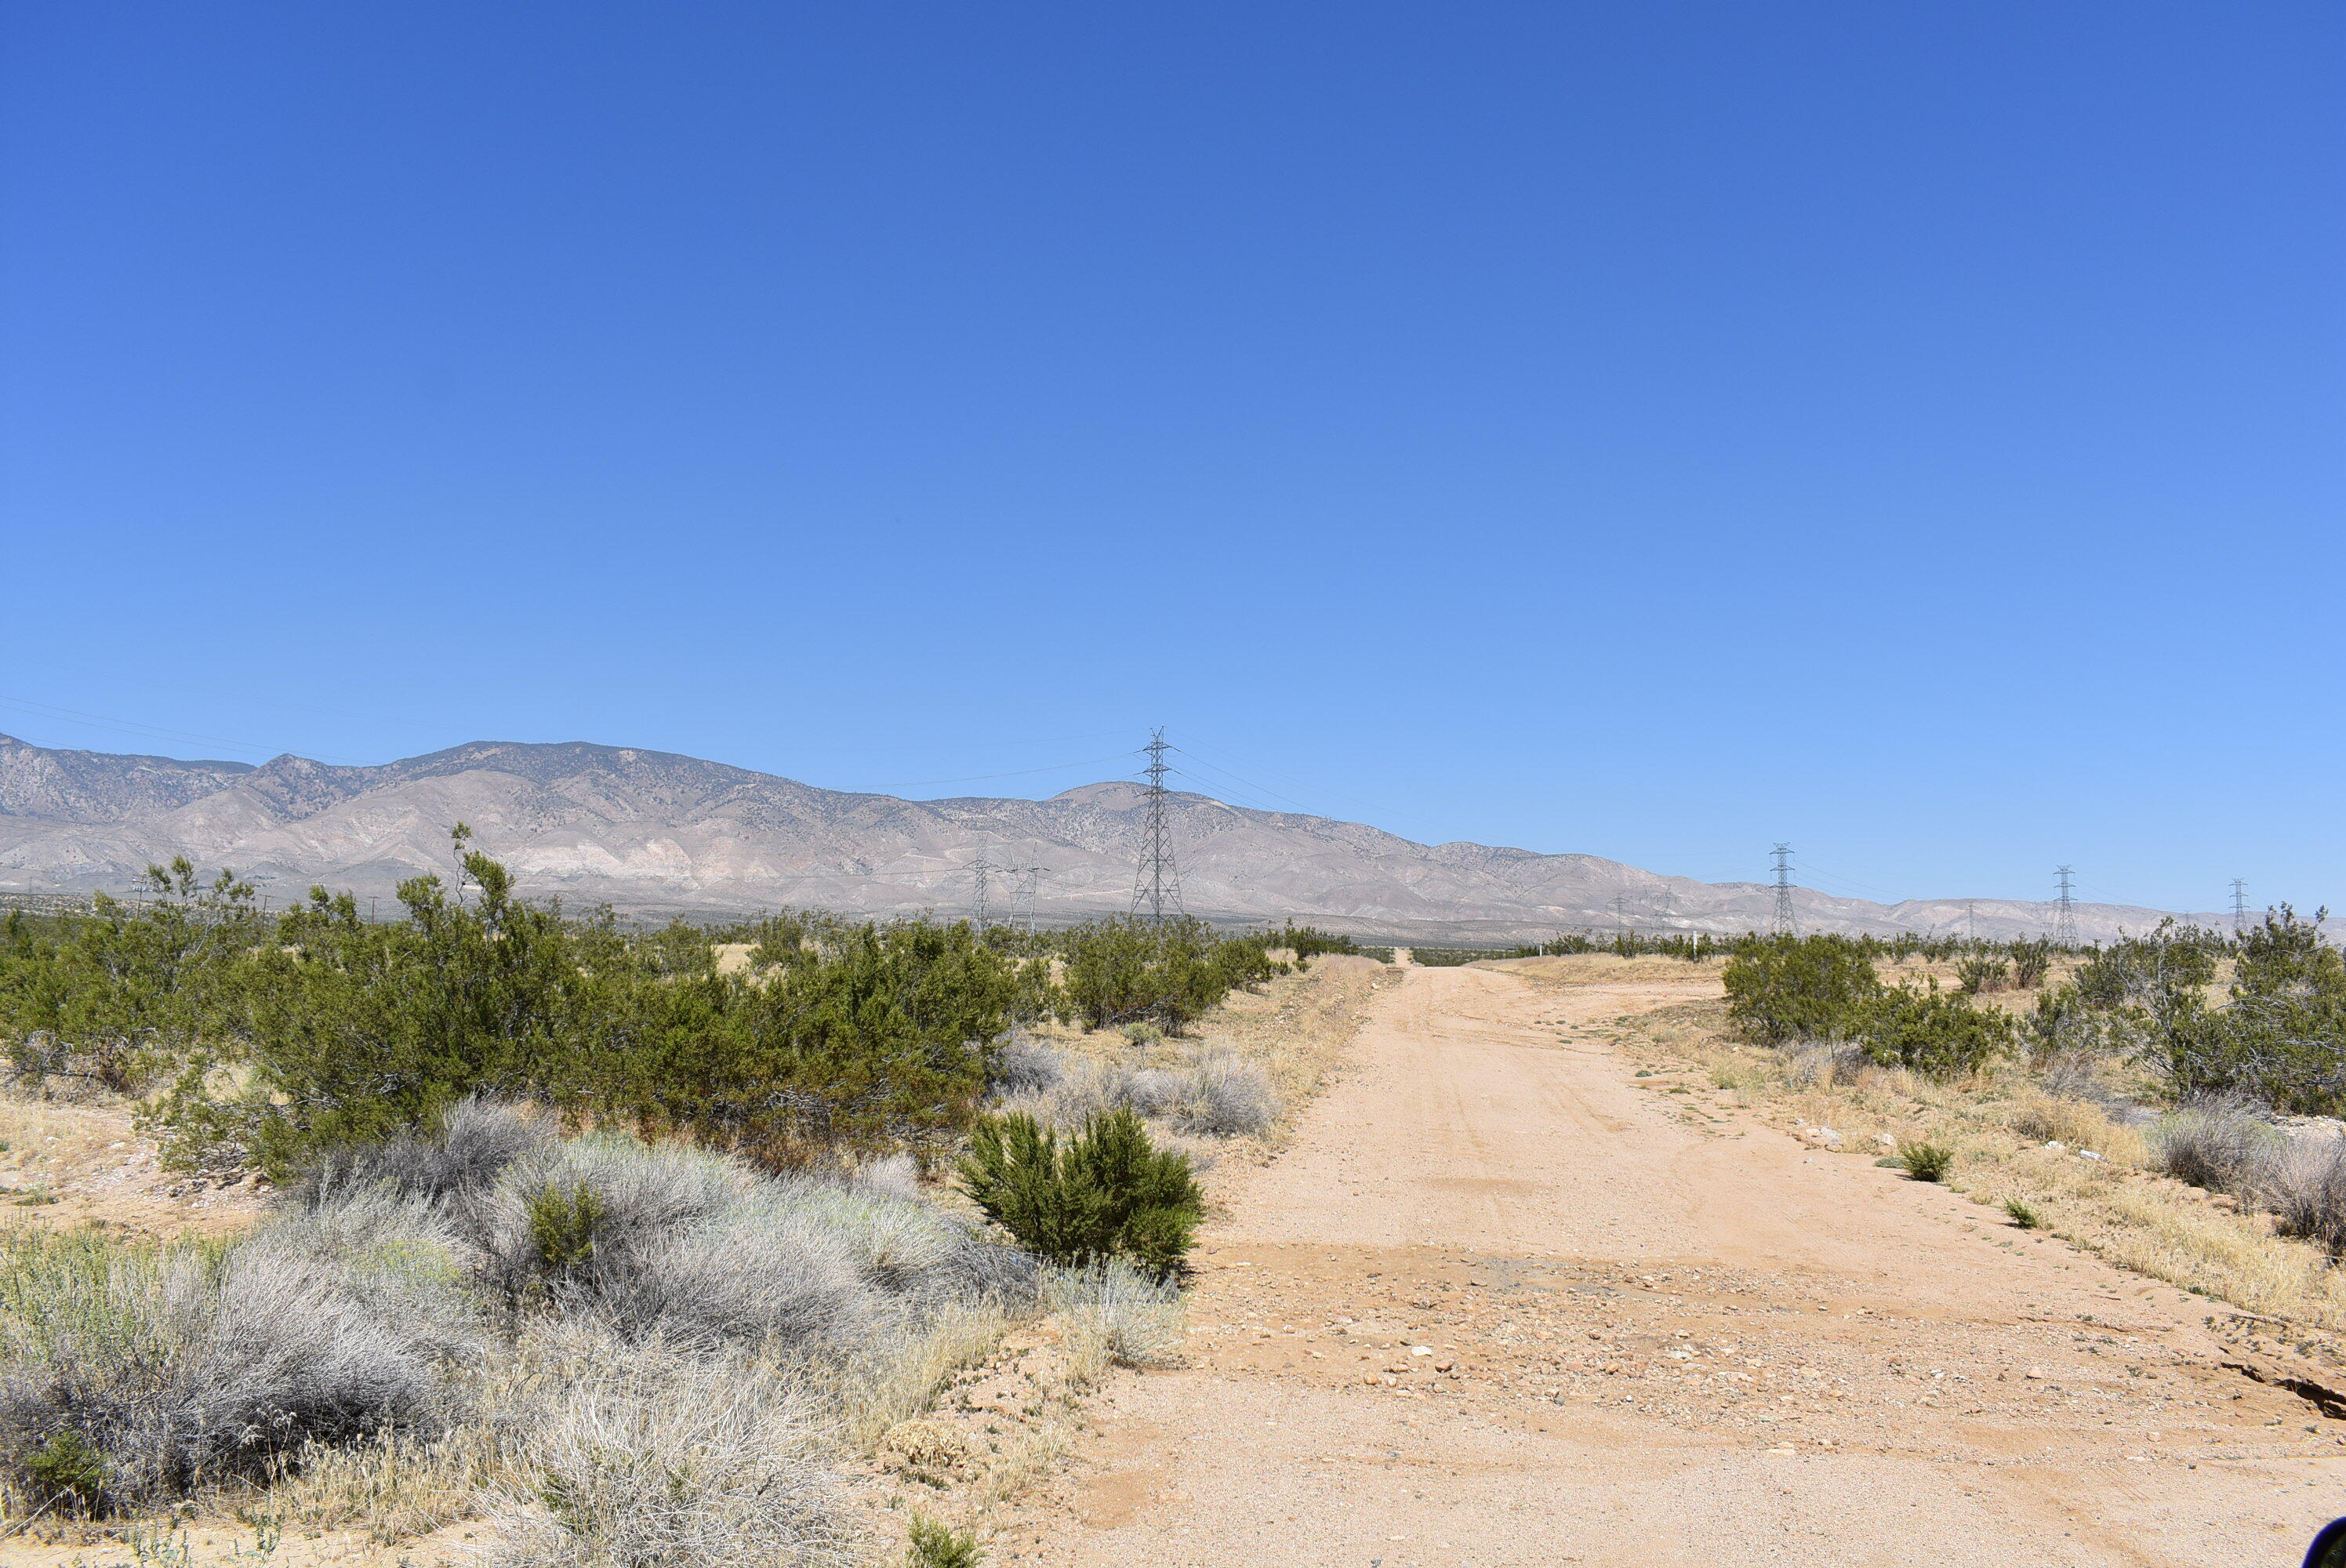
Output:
[[1900, 1142, 1954, 1182], [905, 1513, 986, 1568], [957, 1107, 1204, 1276], [2003, 1197, 2041, 1229]]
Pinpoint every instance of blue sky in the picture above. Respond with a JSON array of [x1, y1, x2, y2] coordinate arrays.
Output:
[[4, 2, 2339, 915]]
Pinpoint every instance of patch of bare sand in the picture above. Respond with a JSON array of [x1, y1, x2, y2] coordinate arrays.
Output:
[[1004, 964, 2346, 1566], [0, 1094, 262, 1240]]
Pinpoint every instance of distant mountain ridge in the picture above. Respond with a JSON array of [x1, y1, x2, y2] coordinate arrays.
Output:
[[0, 733, 2210, 942]]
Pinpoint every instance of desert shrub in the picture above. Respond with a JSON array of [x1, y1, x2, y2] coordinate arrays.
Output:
[[2155, 908, 2346, 1114], [1900, 1142, 1953, 1182], [1173, 1054, 1276, 1136], [300, 1097, 554, 1210], [459, 1133, 1030, 1351], [986, 1039, 1065, 1098], [2074, 920, 2221, 1009], [1269, 924, 1360, 964], [1776, 1039, 1864, 1087], [1055, 916, 1283, 1033], [2144, 1098, 2279, 1194], [0, 1223, 478, 1514], [2008, 938, 2054, 990], [481, 1327, 851, 1568], [905, 1515, 985, 1568], [1857, 985, 2015, 1077], [2009, 1092, 2120, 1151], [1119, 1021, 1164, 1047], [2003, 1198, 2041, 1229], [2025, 986, 2140, 1065], [2268, 1143, 2346, 1259], [138, 834, 1049, 1176], [0, 864, 268, 1099], [957, 1108, 1204, 1276], [1956, 954, 2010, 995], [1048, 1259, 1185, 1373], [1723, 937, 1883, 1045]]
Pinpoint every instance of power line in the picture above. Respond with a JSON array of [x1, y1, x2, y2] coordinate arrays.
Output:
[[1130, 728, 1185, 924], [1769, 844, 1798, 937], [2054, 866, 2078, 946], [2231, 877, 2250, 933]]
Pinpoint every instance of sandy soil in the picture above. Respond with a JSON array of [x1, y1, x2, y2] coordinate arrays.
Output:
[[1000, 962, 2346, 1566]]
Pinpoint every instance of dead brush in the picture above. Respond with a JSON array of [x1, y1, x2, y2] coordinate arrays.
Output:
[[2268, 1142, 2346, 1260], [2144, 1098, 2280, 1196], [1776, 1040, 1865, 1088]]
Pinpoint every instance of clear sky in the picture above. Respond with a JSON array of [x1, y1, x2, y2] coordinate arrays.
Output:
[[4, 2, 2338, 916]]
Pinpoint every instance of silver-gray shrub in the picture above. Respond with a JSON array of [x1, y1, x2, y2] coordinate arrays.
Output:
[[1173, 1054, 1277, 1136], [1777, 1039, 1865, 1087], [2269, 1142, 2346, 1259], [986, 1037, 1067, 1097], [481, 1326, 851, 1568], [1045, 1259, 1185, 1370], [2144, 1096, 2280, 1195], [0, 1221, 481, 1514], [442, 1131, 1032, 1352]]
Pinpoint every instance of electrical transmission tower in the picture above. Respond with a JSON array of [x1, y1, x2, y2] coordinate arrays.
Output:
[[1008, 862, 1044, 935], [1611, 893, 1629, 932], [2054, 866, 2078, 947], [1964, 901, 1977, 942], [1768, 844, 1798, 936], [968, 854, 993, 927], [2231, 878, 2250, 933], [1129, 729, 1185, 923]]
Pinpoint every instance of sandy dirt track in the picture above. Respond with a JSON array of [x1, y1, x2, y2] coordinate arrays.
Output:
[[1006, 963, 2346, 1566]]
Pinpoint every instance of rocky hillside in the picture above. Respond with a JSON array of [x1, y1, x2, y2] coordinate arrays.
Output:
[[0, 734, 2199, 941]]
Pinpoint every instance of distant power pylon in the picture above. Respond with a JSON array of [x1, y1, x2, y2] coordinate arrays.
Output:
[[1768, 844, 1798, 936], [1130, 729, 1185, 923], [1611, 893, 1629, 932], [1965, 901, 1977, 942], [2231, 878, 2250, 933], [2054, 866, 2078, 946], [1008, 862, 1044, 935], [968, 853, 993, 927]]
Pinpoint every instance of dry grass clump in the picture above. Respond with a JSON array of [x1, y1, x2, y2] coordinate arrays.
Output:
[[2143, 1098, 2279, 1195], [2267, 1142, 2346, 1260], [478, 1327, 852, 1568], [1047, 1260, 1186, 1381]]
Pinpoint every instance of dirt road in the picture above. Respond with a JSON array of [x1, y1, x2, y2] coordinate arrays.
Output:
[[1009, 962, 2346, 1566]]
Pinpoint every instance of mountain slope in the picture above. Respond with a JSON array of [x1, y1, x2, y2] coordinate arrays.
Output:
[[0, 734, 2201, 940]]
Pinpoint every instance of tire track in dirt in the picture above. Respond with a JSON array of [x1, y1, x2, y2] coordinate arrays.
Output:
[[1004, 964, 2346, 1566]]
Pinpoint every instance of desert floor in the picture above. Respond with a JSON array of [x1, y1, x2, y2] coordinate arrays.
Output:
[[1000, 960, 2344, 1567]]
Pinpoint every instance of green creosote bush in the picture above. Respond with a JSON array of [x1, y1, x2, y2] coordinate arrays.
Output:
[[956, 1106, 1204, 1277], [526, 1181, 605, 1276], [24, 1425, 108, 1512], [2008, 938, 2054, 990], [1054, 916, 1284, 1034], [1722, 936, 1885, 1046], [1956, 954, 2010, 995], [1900, 1143, 1954, 1183], [906, 1515, 985, 1568], [2003, 1197, 2042, 1229], [1856, 983, 2017, 1076], [2161, 908, 2346, 1113], [1723, 936, 2013, 1076]]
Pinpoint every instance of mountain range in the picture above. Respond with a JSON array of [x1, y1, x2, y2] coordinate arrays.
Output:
[[0, 733, 2210, 942]]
